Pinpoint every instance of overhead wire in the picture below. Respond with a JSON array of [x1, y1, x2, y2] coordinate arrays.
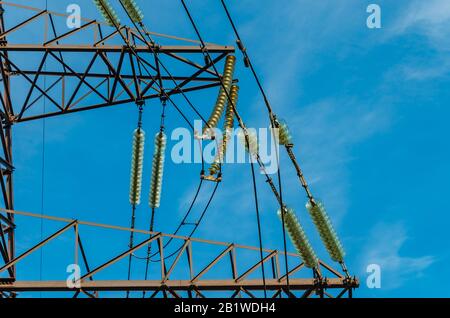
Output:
[[110, 0, 225, 263], [220, 0, 349, 278], [179, 0, 273, 294], [91, 6, 216, 291]]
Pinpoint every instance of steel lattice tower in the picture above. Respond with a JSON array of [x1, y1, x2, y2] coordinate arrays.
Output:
[[0, 1, 358, 298]]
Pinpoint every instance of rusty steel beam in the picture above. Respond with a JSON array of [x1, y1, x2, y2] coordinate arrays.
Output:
[[0, 45, 235, 54], [0, 278, 359, 292]]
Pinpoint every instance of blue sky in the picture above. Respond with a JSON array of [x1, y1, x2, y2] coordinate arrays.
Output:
[[3, 0, 450, 297]]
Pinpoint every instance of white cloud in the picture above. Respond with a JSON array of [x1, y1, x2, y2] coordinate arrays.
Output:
[[362, 222, 435, 290], [392, 0, 450, 48], [387, 0, 450, 81]]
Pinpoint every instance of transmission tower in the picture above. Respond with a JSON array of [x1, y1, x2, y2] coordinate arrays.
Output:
[[0, 1, 358, 298]]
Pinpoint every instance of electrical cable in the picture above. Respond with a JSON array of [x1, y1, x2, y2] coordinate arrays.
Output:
[[220, 0, 349, 279], [106, 1, 225, 262], [179, 0, 274, 294]]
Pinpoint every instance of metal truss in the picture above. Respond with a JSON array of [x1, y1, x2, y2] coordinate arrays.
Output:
[[0, 1, 234, 285], [0, 1, 234, 123], [0, 2, 359, 297], [0, 208, 358, 298]]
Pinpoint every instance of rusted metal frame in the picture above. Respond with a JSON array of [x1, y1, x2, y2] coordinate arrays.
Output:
[[270, 253, 279, 280], [323, 291, 334, 298], [130, 51, 159, 75], [127, 27, 148, 45], [284, 288, 297, 298], [0, 220, 77, 273], [0, 279, 352, 292], [162, 51, 219, 77], [0, 1, 95, 24], [278, 262, 305, 282], [20, 70, 220, 83], [162, 239, 189, 283], [0, 212, 13, 228], [109, 79, 134, 103], [0, 54, 13, 118], [229, 248, 237, 280], [0, 94, 6, 118], [0, 156, 12, 171], [15, 81, 223, 123], [2, 207, 302, 257], [1, 223, 11, 233], [319, 260, 344, 278], [0, 122, 11, 170], [230, 289, 240, 298], [0, 225, 11, 274], [191, 244, 234, 283], [186, 240, 194, 280], [0, 45, 235, 54], [165, 52, 228, 96], [76, 233, 98, 298], [229, 248, 242, 298], [241, 287, 256, 298], [47, 13, 69, 78], [81, 289, 97, 298], [47, 51, 108, 106], [300, 288, 315, 298], [24, 76, 63, 114], [4, 127, 13, 276], [236, 250, 277, 283], [69, 78, 108, 110], [158, 237, 166, 280], [44, 20, 96, 46], [153, 53, 164, 97], [271, 289, 282, 298], [18, 51, 49, 119], [99, 50, 135, 102], [0, 52, 62, 111], [166, 287, 181, 299], [0, 10, 47, 39], [335, 287, 348, 298], [149, 287, 161, 299], [1, 1, 193, 47], [127, 51, 141, 100], [164, 81, 224, 98], [94, 26, 127, 47], [139, 78, 157, 97], [80, 233, 162, 282], [0, 3, 14, 279], [65, 52, 100, 109], [0, 206, 12, 270], [193, 287, 206, 298]]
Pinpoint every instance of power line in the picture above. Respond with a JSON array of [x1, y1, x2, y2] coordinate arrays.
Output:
[[179, 0, 278, 294]]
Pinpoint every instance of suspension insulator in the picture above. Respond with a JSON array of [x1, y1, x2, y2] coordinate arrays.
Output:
[[306, 201, 345, 263], [278, 207, 318, 269], [203, 55, 236, 134], [209, 85, 239, 175], [121, 0, 144, 23], [239, 129, 258, 156], [93, 0, 120, 26], [149, 132, 166, 208], [275, 118, 293, 146], [129, 128, 145, 205]]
